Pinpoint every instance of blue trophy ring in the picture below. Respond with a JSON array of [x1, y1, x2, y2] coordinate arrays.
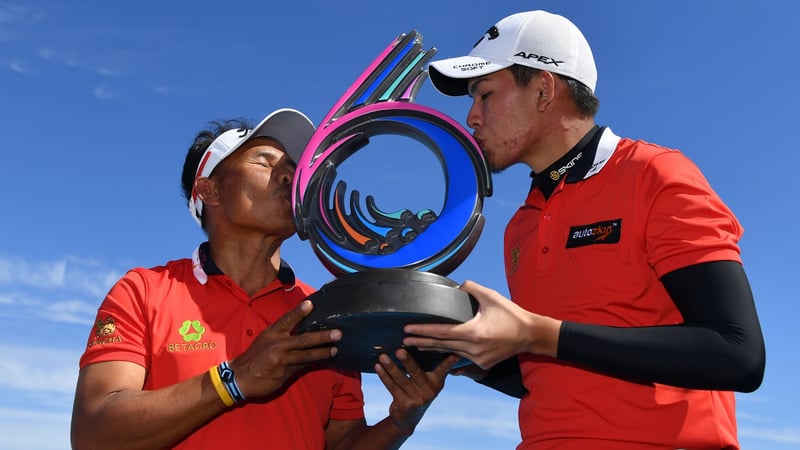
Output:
[[293, 102, 492, 277]]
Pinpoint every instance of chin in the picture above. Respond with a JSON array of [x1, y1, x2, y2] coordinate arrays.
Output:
[[275, 223, 297, 239]]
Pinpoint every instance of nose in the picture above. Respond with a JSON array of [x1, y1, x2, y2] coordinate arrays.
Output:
[[466, 101, 481, 130], [276, 157, 295, 185]]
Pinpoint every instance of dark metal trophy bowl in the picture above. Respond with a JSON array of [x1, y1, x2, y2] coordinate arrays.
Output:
[[291, 30, 492, 373]]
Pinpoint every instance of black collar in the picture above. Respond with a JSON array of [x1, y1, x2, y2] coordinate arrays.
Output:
[[530, 125, 604, 199], [197, 242, 296, 287]]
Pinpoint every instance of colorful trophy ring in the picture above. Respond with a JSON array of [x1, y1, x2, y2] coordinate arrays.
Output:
[[292, 31, 491, 278], [291, 30, 491, 372]]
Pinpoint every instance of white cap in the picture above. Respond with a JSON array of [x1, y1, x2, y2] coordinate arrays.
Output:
[[428, 10, 596, 96], [189, 108, 315, 225]]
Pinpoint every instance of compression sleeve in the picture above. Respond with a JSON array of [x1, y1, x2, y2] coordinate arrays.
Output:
[[556, 260, 765, 392], [475, 356, 527, 399]]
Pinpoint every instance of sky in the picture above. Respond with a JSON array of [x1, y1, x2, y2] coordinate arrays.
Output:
[[0, 1, 798, 449]]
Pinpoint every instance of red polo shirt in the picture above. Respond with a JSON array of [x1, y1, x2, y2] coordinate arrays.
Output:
[[80, 245, 364, 449], [505, 128, 742, 449]]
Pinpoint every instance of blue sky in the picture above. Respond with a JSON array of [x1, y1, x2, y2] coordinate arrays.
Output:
[[1, 1, 798, 449]]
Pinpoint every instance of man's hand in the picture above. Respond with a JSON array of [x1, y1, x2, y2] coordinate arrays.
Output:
[[232, 300, 342, 398], [374, 348, 460, 434], [403, 280, 562, 368]]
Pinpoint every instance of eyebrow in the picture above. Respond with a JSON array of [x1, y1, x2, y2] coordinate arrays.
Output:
[[467, 78, 488, 97], [252, 149, 277, 160], [254, 147, 298, 169]]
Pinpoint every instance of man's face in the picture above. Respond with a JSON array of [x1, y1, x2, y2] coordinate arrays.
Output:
[[210, 137, 297, 237], [466, 69, 541, 173]]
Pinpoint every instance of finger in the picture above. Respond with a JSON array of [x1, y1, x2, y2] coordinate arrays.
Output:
[[434, 354, 462, 376], [374, 353, 410, 395], [286, 344, 340, 365], [278, 300, 315, 334], [403, 322, 459, 338], [290, 328, 342, 350], [402, 335, 466, 352], [395, 349, 440, 395], [407, 343, 476, 368], [459, 279, 493, 300], [395, 348, 425, 381]]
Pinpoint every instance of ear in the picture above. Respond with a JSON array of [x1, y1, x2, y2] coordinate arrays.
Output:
[[194, 177, 221, 207], [535, 71, 557, 112]]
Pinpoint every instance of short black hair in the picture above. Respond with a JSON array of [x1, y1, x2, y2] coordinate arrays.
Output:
[[506, 64, 599, 117]]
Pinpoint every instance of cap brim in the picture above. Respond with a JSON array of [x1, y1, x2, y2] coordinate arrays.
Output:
[[250, 108, 316, 163], [428, 56, 511, 96]]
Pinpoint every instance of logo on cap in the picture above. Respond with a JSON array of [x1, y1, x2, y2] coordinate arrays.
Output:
[[473, 25, 500, 47], [453, 61, 493, 72], [513, 52, 564, 67]]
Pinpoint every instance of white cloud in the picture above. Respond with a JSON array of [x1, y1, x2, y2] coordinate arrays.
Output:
[[8, 60, 29, 73], [0, 254, 121, 296], [153, 84, 172, 95], [740, 426, 800, 444], [0, 4, 29, 23], [0, 257, 66, 287], [0, 344, 79, 393], [36, 46, 124, 79], [0, 407, 70, 450], [0, 254, 121, 324], [37, 47, 77, 68], [92, 85, 118, 99], [360, 375, 518, 439], [94, 66, 120, 77], [41, 299, 100, 324], [0, 291, 97, 325]]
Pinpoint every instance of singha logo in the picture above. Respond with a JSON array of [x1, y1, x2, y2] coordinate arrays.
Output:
[[95, 316, 116, 337]]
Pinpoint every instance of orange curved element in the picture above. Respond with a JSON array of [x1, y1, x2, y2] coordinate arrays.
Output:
[[334, 196, 371, 245]]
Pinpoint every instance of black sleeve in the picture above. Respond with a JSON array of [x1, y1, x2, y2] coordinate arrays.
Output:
[[556, 260, 765, 392], [475, 356, 527, 399]]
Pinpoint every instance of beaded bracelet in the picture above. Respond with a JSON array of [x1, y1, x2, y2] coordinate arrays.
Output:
[[208, 364, 235, 407], [217, 361, 246, 404]]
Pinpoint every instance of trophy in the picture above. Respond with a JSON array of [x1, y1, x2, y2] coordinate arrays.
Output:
[[292, 30, 492, 373]]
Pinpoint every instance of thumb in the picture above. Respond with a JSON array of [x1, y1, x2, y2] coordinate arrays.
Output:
[[281, 299, 314, 334], [459, 280, 494, 305]]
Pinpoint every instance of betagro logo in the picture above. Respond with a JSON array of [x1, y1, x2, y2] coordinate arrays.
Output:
[[168, 320, 216, 352], [179, 320, 205, 342]]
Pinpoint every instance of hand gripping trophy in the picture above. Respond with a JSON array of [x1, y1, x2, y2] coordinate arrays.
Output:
[[292, 30, 492, 372]]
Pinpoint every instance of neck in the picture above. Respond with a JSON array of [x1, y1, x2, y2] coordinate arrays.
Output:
[[207, 233, 283, 297], [527, 117, 595, 174]]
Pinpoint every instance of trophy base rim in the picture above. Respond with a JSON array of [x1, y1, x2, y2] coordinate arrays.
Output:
[[293, 269, 477, 373]]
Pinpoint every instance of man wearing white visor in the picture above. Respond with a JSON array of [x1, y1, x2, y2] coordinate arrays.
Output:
[[404, 10, 765, 449], [72, 108, 458, 449]]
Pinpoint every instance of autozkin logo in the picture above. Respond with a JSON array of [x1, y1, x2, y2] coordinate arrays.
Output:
[[566, 219, 622, 248]]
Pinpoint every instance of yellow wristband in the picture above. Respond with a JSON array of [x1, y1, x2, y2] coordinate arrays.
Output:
[[209, 365, 235, 407]]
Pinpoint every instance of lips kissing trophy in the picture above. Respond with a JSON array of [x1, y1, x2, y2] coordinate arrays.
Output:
[[292, 30, 492, 372]]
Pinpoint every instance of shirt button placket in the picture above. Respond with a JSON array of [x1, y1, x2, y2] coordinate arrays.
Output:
[[537, 210, 553, 273]]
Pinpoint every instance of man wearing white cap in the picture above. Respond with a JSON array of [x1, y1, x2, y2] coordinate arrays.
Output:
[[71, 108, 458, 449], [404, 10, 765, 449]]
